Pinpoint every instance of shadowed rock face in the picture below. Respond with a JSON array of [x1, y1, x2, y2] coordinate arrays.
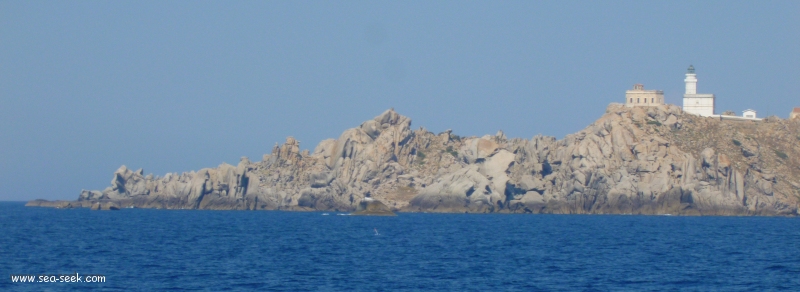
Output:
[[90, 202, 120, 211], [351, 199, 396, 216], [29, 106, 800, 215]]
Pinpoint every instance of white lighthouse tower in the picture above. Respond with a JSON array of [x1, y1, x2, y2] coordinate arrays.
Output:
[[682, 65, 715, 116]]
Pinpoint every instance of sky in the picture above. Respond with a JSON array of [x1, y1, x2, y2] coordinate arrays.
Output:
[[1, 1, 798, 201]]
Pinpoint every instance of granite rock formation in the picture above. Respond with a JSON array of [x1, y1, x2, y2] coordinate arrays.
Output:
[[90, 201, 120, 211], [28, 105, 800, 215], [351, 199, 396, 216]]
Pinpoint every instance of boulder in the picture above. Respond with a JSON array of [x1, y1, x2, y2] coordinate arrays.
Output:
[[90, 202, 120, 211], [351, 199, 396, 216]]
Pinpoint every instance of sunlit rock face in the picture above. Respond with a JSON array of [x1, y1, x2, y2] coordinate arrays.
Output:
[[31, 105, 800, 215]]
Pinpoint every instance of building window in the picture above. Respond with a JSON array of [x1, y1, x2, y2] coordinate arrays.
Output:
[[630, 98, 632, 103], [651, 98, 654, 103], [637, 98, 640, 103]]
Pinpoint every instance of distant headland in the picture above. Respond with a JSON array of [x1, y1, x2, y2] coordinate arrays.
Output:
[[28, 68, 800, 215]]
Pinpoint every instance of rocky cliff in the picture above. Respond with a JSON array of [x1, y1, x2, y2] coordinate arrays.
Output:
[[28, 105, 800, 215]]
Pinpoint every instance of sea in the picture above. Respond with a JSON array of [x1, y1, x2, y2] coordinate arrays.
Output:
[[2, 202, 799, 291]]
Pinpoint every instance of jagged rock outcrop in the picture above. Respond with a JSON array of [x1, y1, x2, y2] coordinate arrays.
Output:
[[28, 106, 800, 215]]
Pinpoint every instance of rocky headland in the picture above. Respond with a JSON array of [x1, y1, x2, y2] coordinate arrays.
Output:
[[28, 104, 800, 215]]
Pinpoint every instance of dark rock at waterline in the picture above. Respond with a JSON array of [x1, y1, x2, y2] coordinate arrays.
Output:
[[351, 199, 396, 216], [90, 202, 120, 211]]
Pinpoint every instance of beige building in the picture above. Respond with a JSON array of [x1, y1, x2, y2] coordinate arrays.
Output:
[[625, 84, 664, 107], [791, 108, 800, 120]]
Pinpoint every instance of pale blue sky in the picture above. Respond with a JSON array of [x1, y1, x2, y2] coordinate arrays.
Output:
[[1, 1, 798, 201]]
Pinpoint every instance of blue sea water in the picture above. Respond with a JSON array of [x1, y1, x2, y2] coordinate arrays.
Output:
[[2, 202, 800, 291]]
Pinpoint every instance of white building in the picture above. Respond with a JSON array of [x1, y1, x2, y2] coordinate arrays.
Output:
[[625, 84, 664, 107], [742, 109, 757, 119], [682, 65, 716, 116]]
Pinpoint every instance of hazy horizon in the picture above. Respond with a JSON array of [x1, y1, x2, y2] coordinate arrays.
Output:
[[2, 1, 798, 201]]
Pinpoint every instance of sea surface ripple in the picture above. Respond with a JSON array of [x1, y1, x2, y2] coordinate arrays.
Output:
[[2, 202, 799, 291]]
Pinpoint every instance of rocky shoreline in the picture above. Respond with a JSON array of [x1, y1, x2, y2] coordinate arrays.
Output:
[[28, 104, 800, 216]]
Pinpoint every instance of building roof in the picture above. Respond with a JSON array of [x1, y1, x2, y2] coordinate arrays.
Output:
[[793, 107, 800, 113], [743, 109, 756, 113]]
